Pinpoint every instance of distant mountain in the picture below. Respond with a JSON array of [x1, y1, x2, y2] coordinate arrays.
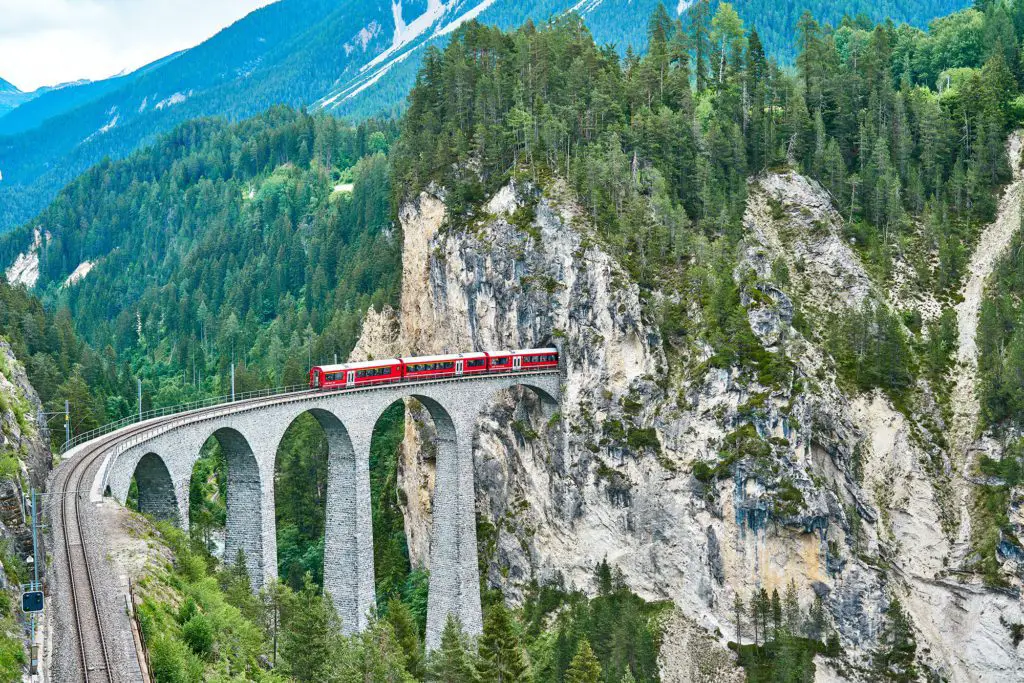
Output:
[[0, 0, 971, 232], [0, 57, 178, 137], [0, 77, 34, 118]]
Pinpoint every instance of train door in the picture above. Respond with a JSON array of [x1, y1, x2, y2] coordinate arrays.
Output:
[[347, 370, 356, 388], [512, 356, 522, 371], [456, 360, 464, 377], [313, 371, 320, 388]]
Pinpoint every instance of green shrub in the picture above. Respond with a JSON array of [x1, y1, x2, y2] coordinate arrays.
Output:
[[149, 635, 204, 683], [627, 427, 660, 451], [181, 614, 214, 659]]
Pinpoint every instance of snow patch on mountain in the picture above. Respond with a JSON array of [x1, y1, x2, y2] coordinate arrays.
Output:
[[436, 0, 497, 36], [154, 92, 189, 110], [325, 0, 503, 108], [364, 0, 450, 73], [345, 22, 383, 55], [322, 46, 419, 107], [99, 114, 119, 134]]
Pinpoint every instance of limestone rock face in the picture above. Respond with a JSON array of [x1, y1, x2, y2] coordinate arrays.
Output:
[[348, 305, 402, 362], [0, 341, 51, 598], [351, 171, 1024, 680], [397, 398, 436, 569], [0, 340, 51, 487]]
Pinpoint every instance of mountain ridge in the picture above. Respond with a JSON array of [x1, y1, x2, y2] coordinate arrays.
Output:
[[0, 0, 970, 234]]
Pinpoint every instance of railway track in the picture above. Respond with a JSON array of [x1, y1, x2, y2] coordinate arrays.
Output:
[[60, 433, 114, 682]]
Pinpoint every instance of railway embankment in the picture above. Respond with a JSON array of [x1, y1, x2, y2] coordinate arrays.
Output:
[[46, 441, 145, 682]]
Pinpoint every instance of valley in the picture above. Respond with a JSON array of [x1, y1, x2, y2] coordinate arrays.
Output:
[[0, 0, 1023, 681]]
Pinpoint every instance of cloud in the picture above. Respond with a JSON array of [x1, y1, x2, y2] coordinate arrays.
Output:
[[0, 0, 278, 91]]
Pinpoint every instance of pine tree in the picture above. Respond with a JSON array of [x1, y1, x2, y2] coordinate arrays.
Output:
[[565, 639, 603, 683], [873, 597, 918, 682], [281, 577, 340, 682], [478, 602, 528, 683], [733, 593, 745, 645], [386, 598, 424, 678], [428, 615, 478, 683], [691, 0, 712, 93], [770, 588, 783, 638], [806, 596, 826, 642]]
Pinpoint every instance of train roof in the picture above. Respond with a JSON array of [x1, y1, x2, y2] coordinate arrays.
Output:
[[500, 347, 558, 355], [402, 352, 488, 364]]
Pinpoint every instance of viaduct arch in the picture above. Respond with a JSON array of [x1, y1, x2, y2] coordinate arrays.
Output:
[[105, 372, 560, 649]]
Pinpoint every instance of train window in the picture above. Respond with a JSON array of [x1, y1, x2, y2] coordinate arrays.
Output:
[[468, 359, 485, 368], [444, 362, 454, 370], [493, 357, 509, 365]]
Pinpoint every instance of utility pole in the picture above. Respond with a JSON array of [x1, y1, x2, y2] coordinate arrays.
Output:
[[28, 488, 39, 669], [64, 400, 69, 446], [137, 378, 142, 421], [30, 489, 38, 587], [231, 363, 235, 402]]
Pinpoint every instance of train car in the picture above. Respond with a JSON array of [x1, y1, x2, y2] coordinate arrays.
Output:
[[488, 348, 559, 372], [516, 347, 559, 370], [309, 359, 404, 389], [308, 348, 559, 389], [402, 352, 489, 381]]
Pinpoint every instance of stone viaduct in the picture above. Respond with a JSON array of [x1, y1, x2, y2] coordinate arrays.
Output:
[[96, 372, 560, 649]]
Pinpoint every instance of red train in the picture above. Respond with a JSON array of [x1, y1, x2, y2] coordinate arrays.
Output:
[[308, 348, 559, 390]]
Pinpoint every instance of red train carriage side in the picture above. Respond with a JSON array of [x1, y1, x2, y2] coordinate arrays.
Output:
[[488, 348, 559, 372], [515, 348, 558, 370], [487, 352, 513, 372], [308, 348, 559, 389], [401, 352, 489, 380], [310, 359, 404, 389]]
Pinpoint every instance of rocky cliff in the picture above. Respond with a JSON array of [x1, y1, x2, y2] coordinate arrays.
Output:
[[353, 160, 1024, 679], [0, 340, 51, 675], [0, 340, 50, 489]]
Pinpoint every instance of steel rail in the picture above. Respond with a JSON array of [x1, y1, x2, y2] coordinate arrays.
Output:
[[61, 433, 117, 681]]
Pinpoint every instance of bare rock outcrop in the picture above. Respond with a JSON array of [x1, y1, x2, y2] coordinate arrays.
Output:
[[351, 166, 1024, 680]]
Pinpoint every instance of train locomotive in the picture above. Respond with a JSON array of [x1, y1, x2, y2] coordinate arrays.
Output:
[[308, 348, 558, 390]]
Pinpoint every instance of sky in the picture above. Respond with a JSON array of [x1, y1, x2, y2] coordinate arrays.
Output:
[[0, 0, 279, 91]]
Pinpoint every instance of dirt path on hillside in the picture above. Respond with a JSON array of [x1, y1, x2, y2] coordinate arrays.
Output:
[[948, 130, 1024, 562]]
